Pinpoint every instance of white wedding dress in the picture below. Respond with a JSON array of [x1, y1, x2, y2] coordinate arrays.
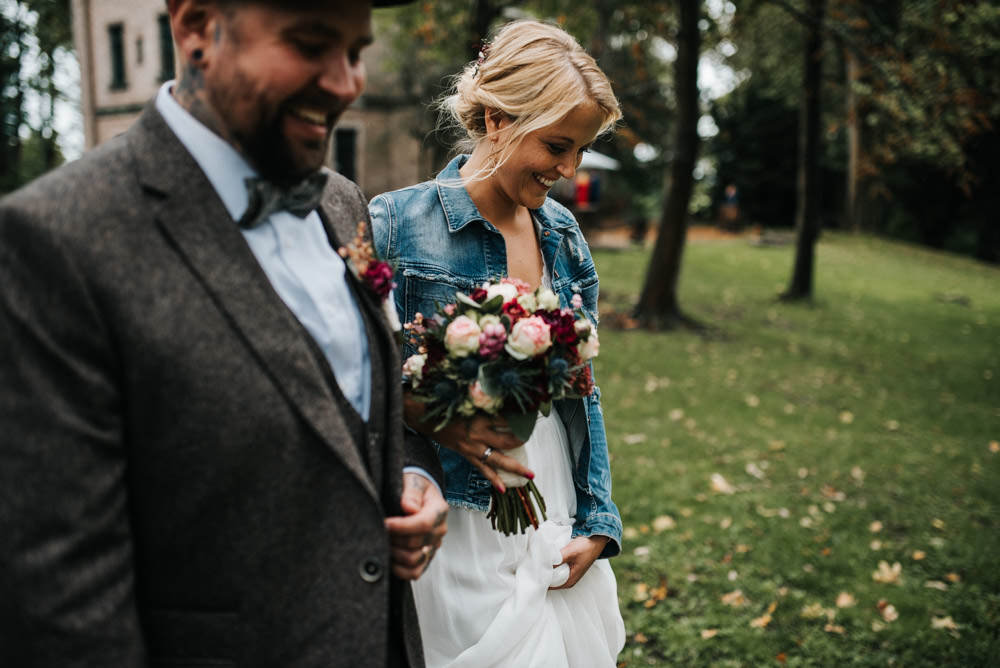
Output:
[[412, 410, 626, 668]]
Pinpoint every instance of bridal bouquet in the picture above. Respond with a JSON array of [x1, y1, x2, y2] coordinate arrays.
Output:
[[401, 278, 599, 535]]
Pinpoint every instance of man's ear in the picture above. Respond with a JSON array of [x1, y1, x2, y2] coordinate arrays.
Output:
[[167, 0, 221, 70]]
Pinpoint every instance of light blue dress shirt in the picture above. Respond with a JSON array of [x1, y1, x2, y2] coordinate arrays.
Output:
[[154, 82, 371, 419]]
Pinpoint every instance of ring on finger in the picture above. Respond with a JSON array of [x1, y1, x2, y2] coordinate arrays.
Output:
[[419, 544, 432, 565], [480, 446, 494, 463]]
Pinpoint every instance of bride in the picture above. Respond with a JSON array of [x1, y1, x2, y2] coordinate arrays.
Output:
[[370, 19, 625, 668]]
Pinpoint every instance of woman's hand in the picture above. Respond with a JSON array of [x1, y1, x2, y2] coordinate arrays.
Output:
[[404, 392, 534, 492], [550, 535, 610, 590]]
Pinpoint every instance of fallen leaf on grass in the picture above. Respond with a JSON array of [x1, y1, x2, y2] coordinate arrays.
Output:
[[851, 466, 865, 481], [652, 515, 676, 532], [873, 561, 902, 584], [710, 473, 736, 495], [931, 616, 960, 632], [736, 544, 752, 553], [836, 592, 857, 608], [623, 527, 639, 540], [633, 632, 648, 644], [839, 411, 854, 424], [623, 433, 647, 445], [932, 518, 946, 530], [912, 550, 926, 561], [633, 583, 649, 602], [745, 462, 766, 480], [824, 623, 846, 635], [990, 441, 999, 453], [870, 540, 883, 551], [721, 589, 747, 607], [945, 572, 962, 583], [800, 602, 834, 620], [877, 600, 899, 622], [870, 521, 884, 533], [925, 580, 949, 591], [745, 394, 760, 407], [644, 579, 668, 608], [719, 517, 733, 530], [750, 602, 778, 629], [700, 629, 719, 640]]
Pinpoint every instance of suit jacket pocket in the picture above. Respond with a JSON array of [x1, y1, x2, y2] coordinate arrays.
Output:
[[144, 608, 239, 667]]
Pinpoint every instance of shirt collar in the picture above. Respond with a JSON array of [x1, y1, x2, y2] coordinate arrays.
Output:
[[155, 81, 256, 222], [434, 154, 575, 233]]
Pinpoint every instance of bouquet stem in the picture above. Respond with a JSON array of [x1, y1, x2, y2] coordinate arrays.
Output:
[[487, 479, 548, 535]]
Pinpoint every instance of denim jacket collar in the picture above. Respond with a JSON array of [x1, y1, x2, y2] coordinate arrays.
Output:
[[435, 155, 576, 234]]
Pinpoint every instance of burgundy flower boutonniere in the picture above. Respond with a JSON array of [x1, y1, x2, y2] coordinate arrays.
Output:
[[338, 221, 401, 331]]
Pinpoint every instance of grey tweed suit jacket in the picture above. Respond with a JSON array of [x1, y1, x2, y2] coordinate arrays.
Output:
[[0, 103, 441, 667]]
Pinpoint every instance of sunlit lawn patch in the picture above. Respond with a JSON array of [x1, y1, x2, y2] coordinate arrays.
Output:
[[594, 232, 1000, 666]]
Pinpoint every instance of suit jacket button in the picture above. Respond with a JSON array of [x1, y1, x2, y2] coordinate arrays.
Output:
[[360, 558, 383, 583]]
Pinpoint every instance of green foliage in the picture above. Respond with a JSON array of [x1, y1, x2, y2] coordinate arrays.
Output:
[[376, 1, 679, 208], [1, 0, 72, 194], [593, 235, 1000, 665]]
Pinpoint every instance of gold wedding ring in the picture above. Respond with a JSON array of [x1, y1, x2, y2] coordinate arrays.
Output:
[[480, 447, 494, 462]]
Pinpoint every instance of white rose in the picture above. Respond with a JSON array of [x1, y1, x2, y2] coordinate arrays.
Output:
[[402, 353, 426, 384], [574, 318, 592, 338], [485, 282, 519, 304], [536, 288, 560, 311], [444, 315, 482, 357], [478, 313, 502, 329], [516, 293, 537, 313], [579, 330, 600, 361]]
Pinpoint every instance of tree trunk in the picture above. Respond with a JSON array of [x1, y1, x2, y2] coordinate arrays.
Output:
[[782, 0, 825, 301], [845, 47, 859, 232], [634, 0, 700, 329]]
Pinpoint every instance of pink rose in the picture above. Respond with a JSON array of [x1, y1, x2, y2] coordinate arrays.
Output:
[[571, 293, 583, 310], [469, 380, 501, 412], [505, 315, 552, 360], [444, 315, 481, 357]]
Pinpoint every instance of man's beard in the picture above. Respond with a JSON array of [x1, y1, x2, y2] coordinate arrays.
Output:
[[235, 104, 333, 188]]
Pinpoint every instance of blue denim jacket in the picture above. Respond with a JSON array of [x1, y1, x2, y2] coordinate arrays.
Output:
[[370, 155, 622, 557]]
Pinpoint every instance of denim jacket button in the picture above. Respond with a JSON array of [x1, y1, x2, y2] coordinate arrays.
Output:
[[543, 230, 550, 237]]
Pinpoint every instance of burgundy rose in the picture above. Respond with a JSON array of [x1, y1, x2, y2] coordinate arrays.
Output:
[[470, 287, 489, 303], [571, 364, 594, 396], [362, 261, 396, 300], [501, 299, 527, 321]]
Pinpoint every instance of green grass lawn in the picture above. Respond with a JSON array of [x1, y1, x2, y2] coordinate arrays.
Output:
[[592, 232, 1000, 666]]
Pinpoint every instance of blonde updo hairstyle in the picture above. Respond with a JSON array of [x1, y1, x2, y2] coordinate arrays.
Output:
[[439, 19, 622, 180]]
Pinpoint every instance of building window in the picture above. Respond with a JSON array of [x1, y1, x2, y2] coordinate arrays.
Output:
[[135, 36, 143, 65], [108, 23, 126, 90], [334, 128, 357, 183], [158, 14, 174, 82]]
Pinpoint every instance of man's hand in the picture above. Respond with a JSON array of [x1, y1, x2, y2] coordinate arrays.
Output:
[[404, 393, 534, 492], [550, 535, 610, 590], [384, 472, 448, 580]]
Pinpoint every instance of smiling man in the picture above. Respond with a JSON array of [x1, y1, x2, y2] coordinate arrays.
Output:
[[0, 1, 445, 666]]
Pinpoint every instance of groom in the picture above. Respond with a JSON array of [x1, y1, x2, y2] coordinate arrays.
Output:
[[0, 1, 446, 666]]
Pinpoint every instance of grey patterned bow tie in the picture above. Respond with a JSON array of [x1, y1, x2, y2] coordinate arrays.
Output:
[[237, 172, 329, 229]]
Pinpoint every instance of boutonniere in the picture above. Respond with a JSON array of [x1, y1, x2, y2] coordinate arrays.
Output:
[[338, 221, 401, 332]]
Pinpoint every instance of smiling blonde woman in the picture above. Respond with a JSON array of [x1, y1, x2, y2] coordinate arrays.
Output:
[[370, 19, 625, 668]]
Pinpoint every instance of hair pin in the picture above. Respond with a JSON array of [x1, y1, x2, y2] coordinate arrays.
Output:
[[473, 38, 491, 79]]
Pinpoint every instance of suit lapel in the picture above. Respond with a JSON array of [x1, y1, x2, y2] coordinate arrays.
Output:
[[128, 104, 377, 501]]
